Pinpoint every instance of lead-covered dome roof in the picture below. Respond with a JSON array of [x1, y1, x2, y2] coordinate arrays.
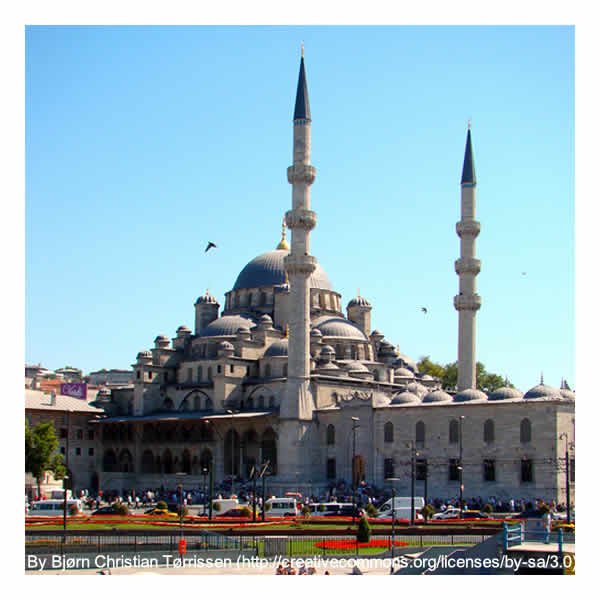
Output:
[[232, 249, 333, 291], [198, 315, 256, 337], [312, 315, 368, 341], [264, 338, 289, 357]]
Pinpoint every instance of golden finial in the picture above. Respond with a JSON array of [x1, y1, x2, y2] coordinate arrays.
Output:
[[301, 41, 304, 58], [276, 217, 290, 250], [468, 118, 472, 130], [285, 325, 289, 338]]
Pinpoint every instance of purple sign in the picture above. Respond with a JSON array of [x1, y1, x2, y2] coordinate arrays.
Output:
[[60, 383, 87, 400]]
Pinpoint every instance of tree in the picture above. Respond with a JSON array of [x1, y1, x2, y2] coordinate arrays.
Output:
[[25, 421, 66, 498], [417, 358, 511, 392]]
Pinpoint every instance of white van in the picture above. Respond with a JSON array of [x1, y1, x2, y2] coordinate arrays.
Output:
[[29, 499, 82, 516], [264, 497, 300, 517], [378, 496, 425, 521]]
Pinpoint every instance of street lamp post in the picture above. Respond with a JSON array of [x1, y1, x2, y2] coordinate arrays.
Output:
[[351, 417, 360, 525], [559, 433, 573, 523], [202, 467, 208, 516], [227, 409, 237, 498], [459, 415, 465, 518], [385, 477, 401, 575]]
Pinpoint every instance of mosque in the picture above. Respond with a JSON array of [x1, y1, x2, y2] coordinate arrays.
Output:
[[94, 54, 575, 505]]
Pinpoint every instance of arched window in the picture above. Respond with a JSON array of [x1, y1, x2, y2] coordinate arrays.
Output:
[[162, 449, 174, 474], [483, 419, 495, 444], [247, 293, 253, 307], [326, 424, 335, 445], [415, 421, 425, 447], [520, 418, 532, 444], [118, 449, 134, 473], [102, 450, 117, 472], [384, 421, 394, 443], [259, 291, 267, 306], [449, 419, 459, 444], [163, 397, 174, 411], [141, 450, 155, 473], [182, 449, 192, 474], [200, 449, 213, 472]]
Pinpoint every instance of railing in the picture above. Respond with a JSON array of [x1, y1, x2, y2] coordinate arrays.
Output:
[[25, 530, 491, 570], [502, 522, 523, 551]]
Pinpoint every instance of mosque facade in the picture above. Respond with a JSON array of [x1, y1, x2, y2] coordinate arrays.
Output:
[[93, 55, 575, 505]]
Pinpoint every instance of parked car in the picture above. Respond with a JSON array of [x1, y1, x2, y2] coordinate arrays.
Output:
[[432, 507, 462, 520], [92, 505, 120, 515], [145, 508, 178, 517], [460, 510, 490, 519]]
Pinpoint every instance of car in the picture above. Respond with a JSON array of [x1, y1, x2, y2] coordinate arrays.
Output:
[[145, 508, 179, 517], [220, 508, 253, 518], [432, 508, 462, 520], [460, 510, 490, 519], [92, 505, 120, 515]]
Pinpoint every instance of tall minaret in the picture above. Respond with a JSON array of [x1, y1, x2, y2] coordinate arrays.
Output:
[[281, 48, 317, 422], [454, 126, 482, 391]]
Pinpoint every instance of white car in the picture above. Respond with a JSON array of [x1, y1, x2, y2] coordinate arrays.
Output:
[[432, 507, 462, 520]]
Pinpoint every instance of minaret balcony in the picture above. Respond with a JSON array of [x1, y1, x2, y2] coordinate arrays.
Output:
[[287, 164, 317, 185], [456, 220, 481, 238], [453, 294, 482, 311], [285, 208, 317, 231], [454, 258, 481, 276], [283, 253, 317, 276]]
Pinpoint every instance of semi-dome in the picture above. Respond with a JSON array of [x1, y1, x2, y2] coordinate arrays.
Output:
[[391, 391, 420, 405], [264, 339, 289, 357], [198, 315, 256, 337], [454, 388, 488, 402], [523, 383, 562, 400], [488, 386, 523, 401], [406, 382, 429, 398], [232, 249, 333, 291], [312, 316, 368, 341], [422, 389, 453, 404]]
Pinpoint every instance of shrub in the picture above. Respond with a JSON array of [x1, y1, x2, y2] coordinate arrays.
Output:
[[365, 503, 378, 518], [301, 505, 311, 517], [113, 502, 129, 515], [240, 506, 252, 518], [68, 503, 80, 516], [420, 504, 436, 521], [356, 515, 372, 543], [212, 502, 221, 513], [264, 502, 271, 512], [156, 500, 168, 510], [482, 503, 493, 514]]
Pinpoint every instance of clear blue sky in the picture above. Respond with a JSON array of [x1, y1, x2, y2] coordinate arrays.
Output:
[[25, 25, 574, 393]]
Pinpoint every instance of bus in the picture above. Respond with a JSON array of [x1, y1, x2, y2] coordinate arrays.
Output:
[[29, 499, 82, 516]]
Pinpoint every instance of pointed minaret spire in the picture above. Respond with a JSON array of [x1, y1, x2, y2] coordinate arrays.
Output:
[[454, 125, 481, 391], [276, 217, 290, 250], [293, 48, 311, 122], [461, 124, 476, 185]]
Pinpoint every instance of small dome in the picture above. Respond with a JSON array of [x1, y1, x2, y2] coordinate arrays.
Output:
[[347, 296, 371, 308], [137, 351, 152, 360], [488, 386, 523, 401], [258, 314, 273, 326], [196, 291, 218, 304], [264, 339, 289, 357], [218, 341, 235, 351], [310, 328, 323, 338], [406, 382, 429, 398], [312, 316, 368, 341], [199, 315, 256, 337], [422, 389, 453, 404], [391, 391, 420, 405], [370, 330, 384, 338], [393, 355, 418, 372], [421, 374, 434, 381], [344, 361, 369, 372], [523, 383, 562, 400], [454, 388, 488, 402], [394, 367, 414, 378], [155, 335, 169, 342], [320, 344, 335, 355], [176, 325, 191, 334]]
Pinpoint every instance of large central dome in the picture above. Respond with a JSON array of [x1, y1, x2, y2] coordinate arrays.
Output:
[[232, 249, 333, 291]]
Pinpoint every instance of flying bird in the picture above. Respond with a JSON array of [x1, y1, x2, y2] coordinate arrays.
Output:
[[205, 242, 217, 253], [421, 307, 428, 314]]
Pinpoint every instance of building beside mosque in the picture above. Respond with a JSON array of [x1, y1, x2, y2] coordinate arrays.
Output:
[[83, 55, 574, 505]]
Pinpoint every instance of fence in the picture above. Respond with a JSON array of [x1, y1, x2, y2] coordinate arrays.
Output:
[[25, 529, 491, 570]]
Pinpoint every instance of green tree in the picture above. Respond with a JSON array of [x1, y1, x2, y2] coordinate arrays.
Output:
[[416, 356, 445, 380], [356, 515, 372, 543], [25, 421, 66, 497], [417, 357, 511, 392]]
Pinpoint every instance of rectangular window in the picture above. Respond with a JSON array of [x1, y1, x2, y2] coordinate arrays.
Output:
[[76, 429, 83, 440], [416, 458, 428, 481], [187, 368, 193, 382], [384, 458, 395, 480], [520, 459, 533, 483], [326, 458, 336, 480], [88, 447, 94, 457], [59, 428, 68, 439], [60, 447, 65, 455], [217, 365, 222, 374], [87, 429, 94, 441], [448, 458, 460, 481], [483, 459, 496, 482], [75, 447, 81, 456]]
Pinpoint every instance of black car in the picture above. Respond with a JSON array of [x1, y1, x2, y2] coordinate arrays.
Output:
[[460, 510, 490, 519], [92, 505, 119, 515]]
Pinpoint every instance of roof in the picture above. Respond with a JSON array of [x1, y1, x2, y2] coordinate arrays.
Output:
[[461, 128, 476, 185], [198, 314, 256, 337], [232, 249, 332, 291], [312, 315, 367, 341], [293, 56, 311, 121], [25, 389, 104, 414]]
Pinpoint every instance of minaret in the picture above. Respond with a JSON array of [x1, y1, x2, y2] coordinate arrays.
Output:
[[281, 48, 317, 422], [454, 125, 482, 391]]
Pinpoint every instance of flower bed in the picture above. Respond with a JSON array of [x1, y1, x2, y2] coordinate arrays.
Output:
[[315, 539, 408, 550]]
